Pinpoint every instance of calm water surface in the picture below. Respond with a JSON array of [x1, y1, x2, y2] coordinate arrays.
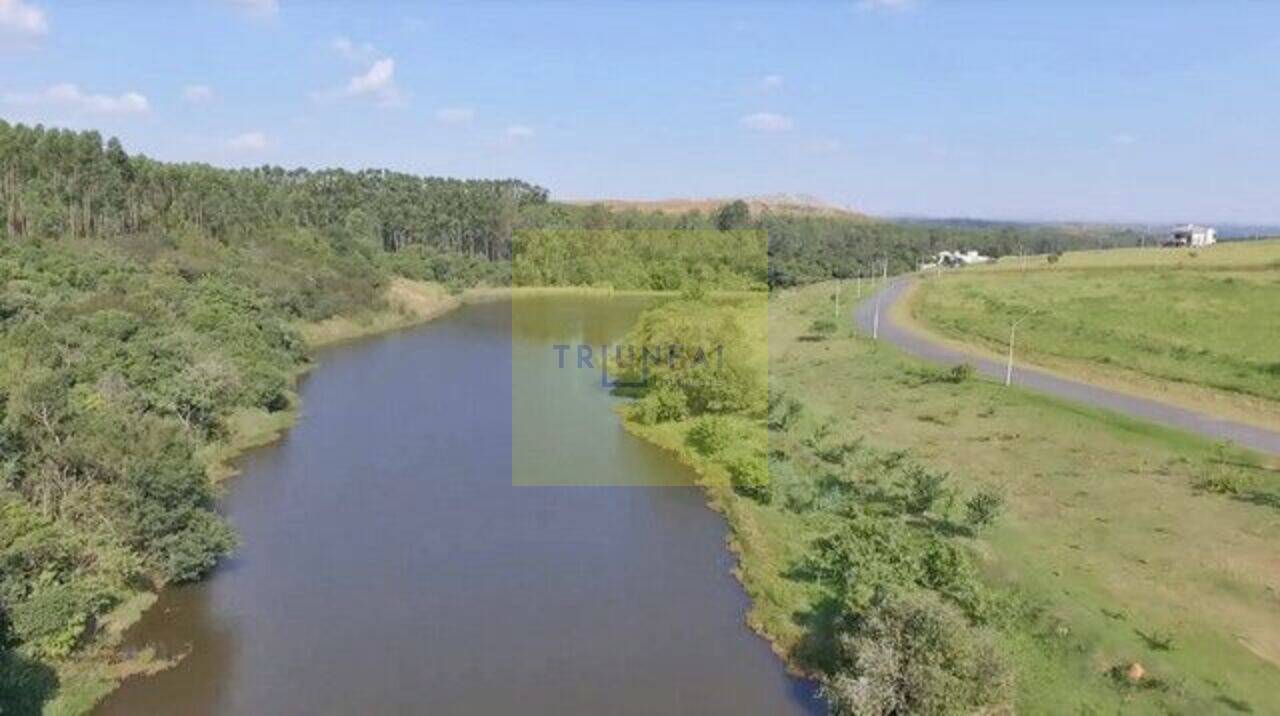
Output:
[[97, 297, 820, 715]]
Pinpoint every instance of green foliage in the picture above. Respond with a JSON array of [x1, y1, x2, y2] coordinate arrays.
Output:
[[900, 464, 951, 516], [945, 363, 974, 383], [511, 229, 767, 291], [685, 415, 734, 456], [0, 647, 58, 716], [815, 439, 862, 466], [9, 581, 110, 660], [618, 298, 767, 417], [0, 121, 547, 259], [715, 200, 751, 231], [964, 488, 1005, 530], [727, 455, 772, 503], [629, 383, 689, 424], [767, 391, 804, 432], [155, 511, 239, 583]]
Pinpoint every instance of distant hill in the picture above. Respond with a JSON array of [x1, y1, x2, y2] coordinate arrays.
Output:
[[567, 193, 865, 219]]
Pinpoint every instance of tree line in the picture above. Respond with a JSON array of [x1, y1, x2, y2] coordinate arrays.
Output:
[[0, 120, 547, 259]]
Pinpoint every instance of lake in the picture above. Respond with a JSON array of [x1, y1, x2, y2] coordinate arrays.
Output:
[[97, 296, 819, 715]]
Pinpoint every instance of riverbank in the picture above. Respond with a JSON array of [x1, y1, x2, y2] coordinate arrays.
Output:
[[615, 282, 1280, 712], [205, 279, 463, 483], [41, 278, 465, 716]]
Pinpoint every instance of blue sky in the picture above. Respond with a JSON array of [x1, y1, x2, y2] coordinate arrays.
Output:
[[3, 0, 1279, 222]]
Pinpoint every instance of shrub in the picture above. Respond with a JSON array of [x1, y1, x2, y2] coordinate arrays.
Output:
[[945, 363, 974, 383], [1046, 252, 1062, 264], [9, 581, 112, 659], [156, 511, 239, 583], [823, 591, 1014, 715], [901, 464, 950, 515], [685, 415, 733, 456], [817, 438, 864, 466], [1193, 471, 1256, 496], [964, 488, 1005, 530], [767, 392, 804, 432], [629, 382, 689, 424], [728, 455, 772, 503]]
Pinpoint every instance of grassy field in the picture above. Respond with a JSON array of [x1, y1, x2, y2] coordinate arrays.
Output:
[[627, 280, 1280, 713], [910, 239, 1280, 427]]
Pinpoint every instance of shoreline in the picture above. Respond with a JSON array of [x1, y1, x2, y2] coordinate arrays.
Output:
[[616, 414, 817, 680]]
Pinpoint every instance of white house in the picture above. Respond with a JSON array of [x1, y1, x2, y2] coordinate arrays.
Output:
[[927, 249, 993, 268], [1165, 224, 1217, 247]]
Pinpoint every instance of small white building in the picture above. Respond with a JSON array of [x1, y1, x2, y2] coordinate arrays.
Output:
[[1165, 224, 1217, 247], [929, 249, 993, 268]]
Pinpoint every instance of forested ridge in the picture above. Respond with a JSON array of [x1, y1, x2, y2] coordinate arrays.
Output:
[[0, 120, 1149, 710]]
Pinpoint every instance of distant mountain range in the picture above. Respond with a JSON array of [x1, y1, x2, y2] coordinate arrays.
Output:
[[568, 195, 1279, 238], [566, 193, 865, 219]]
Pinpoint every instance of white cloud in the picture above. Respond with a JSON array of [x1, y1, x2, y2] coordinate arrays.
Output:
[[227, 0, 277, 20], [1110, 133, 1137, 145], [182, 84, 214, 103], [435, 107, 476, 124], [316, 40, 404, 107], [740, 112, 793, 132], [759, 74, 784, 91], [857, 0, 915, 11], [4, 83, 149, 115], [0, 0, 48, 44], [348, 58, 395, 95], [227, 131, 268, 151]]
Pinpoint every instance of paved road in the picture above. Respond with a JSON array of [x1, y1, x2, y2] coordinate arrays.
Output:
[[853, 279, 1280, 456]]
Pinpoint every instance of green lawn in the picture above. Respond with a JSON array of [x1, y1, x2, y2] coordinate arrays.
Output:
[[910, 239, 1280, 422], [770, 282, 1280, 713]]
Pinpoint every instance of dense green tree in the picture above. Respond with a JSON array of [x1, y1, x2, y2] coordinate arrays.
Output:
[[715, 200, 751, 231]]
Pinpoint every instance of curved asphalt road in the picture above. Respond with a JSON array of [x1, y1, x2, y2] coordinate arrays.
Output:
[[853, 279, 1280, 456]]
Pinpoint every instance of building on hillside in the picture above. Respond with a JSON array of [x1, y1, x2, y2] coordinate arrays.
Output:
[[1164, 224, 1217, 247], [923, 249, 993, 269]]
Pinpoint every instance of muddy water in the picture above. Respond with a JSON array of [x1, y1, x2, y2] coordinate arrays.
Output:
[[97, 296, 819, 715]]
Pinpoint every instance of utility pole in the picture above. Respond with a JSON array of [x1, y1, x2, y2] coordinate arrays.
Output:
[[1005, 316, 1029, 387], [833, 280, 841, 319]]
